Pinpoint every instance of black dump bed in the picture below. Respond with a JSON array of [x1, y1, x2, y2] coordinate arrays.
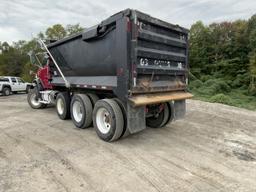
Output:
[[48, 9, 189, 100]]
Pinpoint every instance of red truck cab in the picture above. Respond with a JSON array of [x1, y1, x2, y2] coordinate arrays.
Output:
[[37, 64, 53, 90]]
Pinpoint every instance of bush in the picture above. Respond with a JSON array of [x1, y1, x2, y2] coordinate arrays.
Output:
[[197, 79, 231, 95], [230, 73, 250, 88], [209, 94, 233, 105], [204, 79, 216, 87], [189, 79, 203, 89], [215, 81, 231, 93], [200, 75, 212, 82], [248, 86, 256, 96]]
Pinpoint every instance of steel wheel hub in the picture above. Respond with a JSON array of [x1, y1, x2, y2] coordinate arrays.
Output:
[[57, 98, 64, 115], [5, 89, 10, 95], [73, 101, 83, 122], [31, 93, 40, 106], [96, 108, 111, 134]]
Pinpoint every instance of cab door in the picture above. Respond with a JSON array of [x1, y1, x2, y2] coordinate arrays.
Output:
[[17, 78, 27, 91], [10, 77, 19, 91]]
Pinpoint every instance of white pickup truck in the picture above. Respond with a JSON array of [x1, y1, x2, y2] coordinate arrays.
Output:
[[0, 76, 32, 96]]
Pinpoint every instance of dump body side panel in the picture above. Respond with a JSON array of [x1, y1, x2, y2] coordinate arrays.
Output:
[[48, 11, 131, 101]]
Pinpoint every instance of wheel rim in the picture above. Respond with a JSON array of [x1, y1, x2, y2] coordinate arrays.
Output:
[[5, 89, 10, 95], [30, 93, 40, 106], [96, 108, 111, 134], [72, 100, 83, 122], [57, 98, 64, 115]]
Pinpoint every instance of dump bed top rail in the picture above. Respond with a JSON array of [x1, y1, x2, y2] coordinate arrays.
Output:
[[47, 9, 188, 49]]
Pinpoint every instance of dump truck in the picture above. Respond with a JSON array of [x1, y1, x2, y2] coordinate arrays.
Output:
[[27, 9, 193, 142]]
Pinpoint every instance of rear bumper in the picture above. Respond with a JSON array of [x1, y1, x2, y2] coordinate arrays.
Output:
[[128, 91, 193, 106]]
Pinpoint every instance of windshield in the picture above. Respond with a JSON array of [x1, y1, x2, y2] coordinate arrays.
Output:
[[28, 50, 48, 68], [17, 78, 25, 83]]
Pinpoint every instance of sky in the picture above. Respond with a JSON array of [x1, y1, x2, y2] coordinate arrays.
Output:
[[0, 0, 256, 44]]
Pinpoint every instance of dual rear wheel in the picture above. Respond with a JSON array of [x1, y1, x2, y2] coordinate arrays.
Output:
[[93, 99, 124, 142], [146, 102, 174, 128], [55, 92, 125, 142], [55, 92, 173, 142], [56, 92, 70, 120], [71, 94, 93, 129]]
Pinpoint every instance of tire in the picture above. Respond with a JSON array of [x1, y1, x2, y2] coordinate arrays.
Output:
[[71, 94, 93, 129], [164, 102, 174, 126], [87, 93, 99, 126], [87, 93, 99, 107], [27, 88, 47, 109], [146, 102, 171, 128], [56, 92, 71, 120], [2, 87, 11, 96], [26, 86, 30, 94], [113, 98, 127, 139], [93, 99, 124, 142]]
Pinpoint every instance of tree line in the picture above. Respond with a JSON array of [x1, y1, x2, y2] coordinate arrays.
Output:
[[189, 14, 256, 109], [0, 24, 83, 81], [189, 14, 256, 93]]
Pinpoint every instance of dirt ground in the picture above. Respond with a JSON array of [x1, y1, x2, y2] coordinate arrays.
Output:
[[0, 94, 256, 192]]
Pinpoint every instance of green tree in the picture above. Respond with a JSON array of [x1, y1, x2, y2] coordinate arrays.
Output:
[[189, 21, 212, 77], [249, 51, 256, 91], [1, 42, 10, 52], [45, 24, 67, 40], [37, 32, 45, 39], [0, 23, 84, 79], [21, 62, 37, 82], [66, 24, 83, 35], [249, 29, 256, 51]]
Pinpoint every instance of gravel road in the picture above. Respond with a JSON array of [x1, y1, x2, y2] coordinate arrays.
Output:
[[0, 94, 256, 192]]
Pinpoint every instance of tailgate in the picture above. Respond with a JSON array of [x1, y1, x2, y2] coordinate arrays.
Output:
[[130, 10, 189, 94]]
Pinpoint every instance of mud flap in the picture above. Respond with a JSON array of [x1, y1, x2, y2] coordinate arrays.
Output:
[[126, 103, 146, 134], [174, 100, 186, 120]]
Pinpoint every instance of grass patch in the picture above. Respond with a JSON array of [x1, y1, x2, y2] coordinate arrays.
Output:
[[189, 79, 256, 110], [209, 94, 233, 105]]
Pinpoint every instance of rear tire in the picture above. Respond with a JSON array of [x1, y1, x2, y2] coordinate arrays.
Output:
[[27, 88, 47, 109], [2, 87, 11, 96], [87, 93, 99, 107], [71, 94, 93, 129], [56, 92, 71, 120], [146, 102, 172, 128], [87, 93, 99, 126], [113, 98, 127, 139], [163, 102, 174, 126], [93, 99, 124, 142]]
